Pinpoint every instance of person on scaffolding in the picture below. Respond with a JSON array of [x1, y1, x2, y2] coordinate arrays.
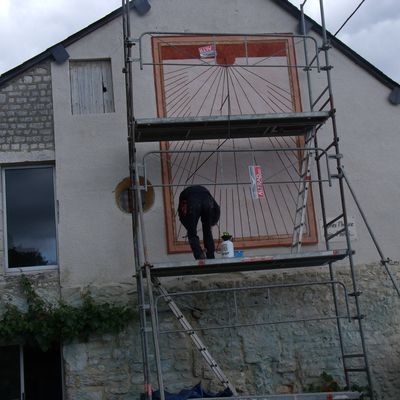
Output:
[[178, 185, 220, 260]]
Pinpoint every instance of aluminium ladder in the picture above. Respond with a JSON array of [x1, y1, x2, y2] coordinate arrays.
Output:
[[152, 277, 238, 396], [291, 127, 316, 252]]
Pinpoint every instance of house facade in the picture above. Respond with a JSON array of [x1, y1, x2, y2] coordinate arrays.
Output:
[[0, 1, 399, 399]]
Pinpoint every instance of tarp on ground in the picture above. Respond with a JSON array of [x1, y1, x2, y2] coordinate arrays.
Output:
[[151, 382, 233, 400]]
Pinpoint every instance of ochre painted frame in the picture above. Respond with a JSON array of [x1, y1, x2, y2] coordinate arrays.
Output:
[[151, 35, 318, 254]]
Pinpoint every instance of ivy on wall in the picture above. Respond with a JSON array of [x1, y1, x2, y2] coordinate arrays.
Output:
[[0, 275, 137, 350], [305, 372, 368, 394]]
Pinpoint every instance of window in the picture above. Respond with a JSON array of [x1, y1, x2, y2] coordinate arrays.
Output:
[[0, 345, 63, 400], [69, 59, 115, 115], [3, 166, 57, 270]]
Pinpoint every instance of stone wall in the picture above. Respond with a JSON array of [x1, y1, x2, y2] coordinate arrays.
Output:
[[0, 270, 61, 312], [0, 61, 54, 152], [61, 263, 400, 400]]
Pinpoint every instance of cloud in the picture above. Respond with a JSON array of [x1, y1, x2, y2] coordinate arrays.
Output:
[[341, 17, 400, 80], [288, 0, 400, 82], [0, 0, 121, 74], [1, 0, 398, 83]]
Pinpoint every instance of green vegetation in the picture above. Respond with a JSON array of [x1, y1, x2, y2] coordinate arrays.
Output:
[[305, 371, 368, 394], [0, 275, 136, 350]]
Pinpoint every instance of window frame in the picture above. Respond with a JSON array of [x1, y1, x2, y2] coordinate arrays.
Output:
[[2, 164, 59, 273]]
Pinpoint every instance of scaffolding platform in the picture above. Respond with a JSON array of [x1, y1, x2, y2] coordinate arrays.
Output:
[[135, 111, 330, 142], [148, 249, 349, 278]]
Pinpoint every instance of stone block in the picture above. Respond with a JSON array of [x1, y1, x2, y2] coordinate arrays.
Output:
[[35, 67, 48, 75], [23, 76, 33, 83], [64, 343, 88, 371], [30, 136, 43, 143]]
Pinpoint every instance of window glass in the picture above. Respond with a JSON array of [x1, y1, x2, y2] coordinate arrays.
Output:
[[5, 167, 57, 269], [0, 345, 62, 400], [0, 346, 20, 400], [24, 345, 62, 400]]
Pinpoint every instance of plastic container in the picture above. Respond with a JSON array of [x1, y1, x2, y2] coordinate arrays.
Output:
[[221, 232, 234, 258]]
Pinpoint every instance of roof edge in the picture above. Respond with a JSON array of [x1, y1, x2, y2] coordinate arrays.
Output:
[[1, 0, 398, 89]]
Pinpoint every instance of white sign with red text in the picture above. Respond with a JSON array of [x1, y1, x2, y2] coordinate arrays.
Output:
[[198, 44, 217, 59], [249, 165, 265, 199]]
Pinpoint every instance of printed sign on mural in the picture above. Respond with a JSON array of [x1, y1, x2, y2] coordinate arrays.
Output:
[[319, 217, 357, 242], [249, 165, 265, 199], [198, 44, 217, 59]]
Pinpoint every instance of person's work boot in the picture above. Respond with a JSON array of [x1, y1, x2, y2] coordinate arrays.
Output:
[[197, 251, 206, 260]]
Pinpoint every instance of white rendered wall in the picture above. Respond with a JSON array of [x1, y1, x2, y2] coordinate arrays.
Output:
[[50, 0, 400, 288]]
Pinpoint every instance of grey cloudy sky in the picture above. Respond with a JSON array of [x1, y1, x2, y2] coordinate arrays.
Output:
[[0, 0, 399, 83]]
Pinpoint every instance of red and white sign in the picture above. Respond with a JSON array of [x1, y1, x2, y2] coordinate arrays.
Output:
[[249, 165, 265, 199], [198, 44, 217, 59]]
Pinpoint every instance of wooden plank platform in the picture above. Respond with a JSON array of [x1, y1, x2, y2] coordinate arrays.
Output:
[[135, 111, 330, 142], [147, 249, 350, 278]]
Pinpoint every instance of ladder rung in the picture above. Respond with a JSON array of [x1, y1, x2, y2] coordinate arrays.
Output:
[[343, 353, 366, 359], [300, 171, 309, 179], [294, 223, 304, 230], [296, 205, 306, 213], [325, 213, 344, 228], [345, 367, 368, 373], [298, 188, 307, 196], [327, 227, 346, 241], [305, 135, 314, 143]]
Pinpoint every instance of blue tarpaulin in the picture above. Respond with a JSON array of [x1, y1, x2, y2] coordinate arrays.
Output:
[[151, 383, 233, 400]]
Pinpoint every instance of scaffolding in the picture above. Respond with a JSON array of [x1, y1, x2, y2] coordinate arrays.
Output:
[[121, 1, 399, 399]]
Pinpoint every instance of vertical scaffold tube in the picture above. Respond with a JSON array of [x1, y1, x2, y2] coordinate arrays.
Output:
[[121, 1, 160, 399], [318, 1, 374, 398]]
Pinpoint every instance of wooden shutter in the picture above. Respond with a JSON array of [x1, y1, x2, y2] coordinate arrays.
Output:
[[70, 60, 115, 115]]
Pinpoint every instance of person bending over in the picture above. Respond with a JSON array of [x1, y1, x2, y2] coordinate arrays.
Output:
[[178, 185, 220, 260]]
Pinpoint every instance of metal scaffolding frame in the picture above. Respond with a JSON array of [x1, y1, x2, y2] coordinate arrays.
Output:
[[121, 1, 400, 399]]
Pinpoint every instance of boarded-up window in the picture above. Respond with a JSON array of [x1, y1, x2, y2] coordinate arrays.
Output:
[[69, 59, 115, 115]]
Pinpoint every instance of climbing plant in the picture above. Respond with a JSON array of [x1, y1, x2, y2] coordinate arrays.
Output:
[[305, 371, 368, 394], [0, 275, 137, 351]]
